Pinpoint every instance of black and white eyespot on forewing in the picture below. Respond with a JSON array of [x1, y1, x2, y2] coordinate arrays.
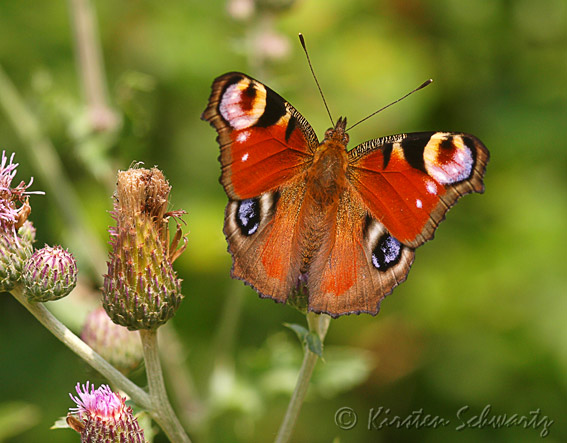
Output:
[[363, 215, 403, 271], [230, 191, 280, 237], [423, 133, 474, 185], [219, 77, 267, 130]]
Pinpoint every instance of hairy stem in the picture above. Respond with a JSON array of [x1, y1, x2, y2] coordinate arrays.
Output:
[[139, 329, 191, 443], [274, 312, 331, 443]]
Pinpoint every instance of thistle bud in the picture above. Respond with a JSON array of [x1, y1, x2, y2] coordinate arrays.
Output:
[[68, 382, 145, 442], [103, 167, 186, 330], [81, 307, 143, 374], [22, 245, 78, 302], [0, 222, 35, 291]]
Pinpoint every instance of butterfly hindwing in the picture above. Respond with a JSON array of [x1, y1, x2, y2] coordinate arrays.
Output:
[[224, 177, 307, 303], [203, 72, 320, 303], [347, 132, 489, 248], [307, 185, 415, 317], [202, 72, 318, 200]]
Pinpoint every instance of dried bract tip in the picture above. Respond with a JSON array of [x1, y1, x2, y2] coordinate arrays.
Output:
[[103, 167, 186, 330], [68, 382, 145, 442], [22, 245, 78, 302]]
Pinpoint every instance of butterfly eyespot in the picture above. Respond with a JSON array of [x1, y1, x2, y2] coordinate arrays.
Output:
[[220, 80, 267, 130], [371, 234, 402, 270], [236, 198, 261, 236], [423, 134, 474, 184]]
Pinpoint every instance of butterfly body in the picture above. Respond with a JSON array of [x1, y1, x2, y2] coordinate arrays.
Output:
[[203, 72, 489, 317], [297, 118, 349, 269]]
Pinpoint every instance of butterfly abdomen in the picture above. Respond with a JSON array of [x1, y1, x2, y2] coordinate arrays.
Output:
[[294, 136, 349, 274]]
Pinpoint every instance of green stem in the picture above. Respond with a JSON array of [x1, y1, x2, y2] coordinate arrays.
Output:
[[10, 286, 150, 409], [274, 312, 331, 443], [68, 0, 118, 132], [139, 329, 191, 443]]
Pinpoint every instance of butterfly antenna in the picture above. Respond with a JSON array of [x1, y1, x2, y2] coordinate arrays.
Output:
[[299, 33, 334, 126], [346, 79, 433, 131]]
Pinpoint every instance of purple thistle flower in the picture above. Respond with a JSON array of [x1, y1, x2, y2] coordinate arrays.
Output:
[[68, 382, 145, 442], [69, 382, 124, 420], [0, 151, 42, 235]]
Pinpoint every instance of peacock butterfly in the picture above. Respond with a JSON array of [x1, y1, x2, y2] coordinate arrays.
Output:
[[202, 72, 489, 318]]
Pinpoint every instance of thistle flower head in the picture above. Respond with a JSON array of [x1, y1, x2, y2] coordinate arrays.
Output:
[[103, 167, 187, 330], [0, 151, 41, 234], [68, 382, 145, 442], [22, 245, 77, 302], [81, 307, 143, 373]]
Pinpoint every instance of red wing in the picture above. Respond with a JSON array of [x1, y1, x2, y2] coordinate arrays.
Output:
[[307, 185, 415, 317], [347, 132, 489, 248], [202, 72, 318, 200], [223, 178, 307, 303]]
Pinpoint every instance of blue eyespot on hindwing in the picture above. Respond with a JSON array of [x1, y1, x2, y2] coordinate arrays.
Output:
[[371, 234, 402, 270], [236, 198, 260, 236]]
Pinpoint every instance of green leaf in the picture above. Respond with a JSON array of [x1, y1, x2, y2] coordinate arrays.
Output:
[[283, 322, 309, 344], [50, 416, 70, 430]]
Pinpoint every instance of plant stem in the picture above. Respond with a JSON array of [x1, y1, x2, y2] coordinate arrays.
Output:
[[274, 312, 331, 443], [68, 0, 118, 132], [139, 329, 191, 443], [12, 286, 191, 441], [10, 285, 150, 409]]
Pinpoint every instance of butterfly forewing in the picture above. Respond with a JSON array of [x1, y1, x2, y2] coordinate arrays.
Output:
[[202, 72, 318, 200], [347, 132, 489, 248]]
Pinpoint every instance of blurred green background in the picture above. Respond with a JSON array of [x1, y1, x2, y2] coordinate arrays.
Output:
[[0, 0, 565, 442]]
